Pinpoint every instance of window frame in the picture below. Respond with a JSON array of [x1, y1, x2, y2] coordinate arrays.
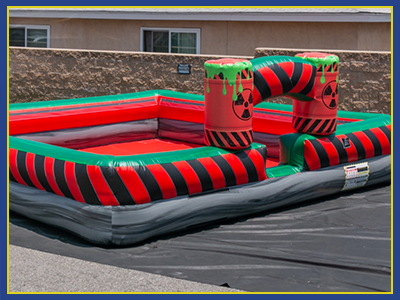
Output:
[[9, 24, 51, 48], [140, 27, 200, 54]]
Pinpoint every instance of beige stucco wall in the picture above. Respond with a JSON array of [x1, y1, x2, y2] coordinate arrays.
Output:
[[9, 47, 391, 115], [10, 17, 391, 56]]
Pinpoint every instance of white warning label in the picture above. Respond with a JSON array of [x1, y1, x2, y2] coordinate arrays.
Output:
[[343, 162, 370, 191]]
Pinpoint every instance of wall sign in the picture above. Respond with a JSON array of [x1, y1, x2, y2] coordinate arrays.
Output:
[[177, 64, 191, 74]]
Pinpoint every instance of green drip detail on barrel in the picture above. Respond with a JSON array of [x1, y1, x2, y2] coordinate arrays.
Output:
[[295, 54, 339, 84], [205, 60, 253, 101]]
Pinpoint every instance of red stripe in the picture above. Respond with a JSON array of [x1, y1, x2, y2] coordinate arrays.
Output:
[[318, 138, 340, 166], [253, 87, 263, 106], [370, 127, 391, 155], [227, 132, 242, 148], [304, 140, 321, 171], [247, 149, 268, 181], [87, 165, 120, 206], [197, 157, 226, 190], [25, 152, 45, 190], [238, 132, 250, 147], [353, 131, 375, 158], [280, 62, 295, 80], [253, 112, 292, 124], [216, 131, 228, 148], [257, 67, 283, 97], [293, 117, 307, 131], [44, 157, 64, 196], [312, 119, 329, 133], [208, 130, 221, 147], [254, 107, 292, 116], [9, 148, 26, 185], [147, 164, 177, 199], [159, 96, 204, 105], [222, 154, 248, 185], [302, 118, 318, 133], [64, 161, 86, 203], [172, 161, 202, 194], [158, 105, 204, 124], [115, 166, 150, 204]]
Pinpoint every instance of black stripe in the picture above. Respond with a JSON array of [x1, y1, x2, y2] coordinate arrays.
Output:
[[212, 131, 224, 147], [186, 160, 214, 192], [326, 119, 336, 134], [363, 129, 382, 157], [254, 70, 272, 100], [10, 99, 156, 116], [269, 64, 293, 94], [317, 119, 331, 134], [303, 158, 311, 171], [299, 65, 317, 96], [256, 146, 268, 164], [298, 118, 312, 132], [330, 136, 349, 164], [161, 163, 189, 196], [379, 126, 391, 144], [231, 132, 246, 147], [291, 62, 303, 88], [100, 166, 136, 205], [9, 170, 16, 182], [309, 140, 330, 168], [242, 131, 252, 145], [34, 155, 54, 193], [205, 130, 216, 146], [135, 166, 164, 201], [75, 164, 102, 205], [233, 152, 259, 182], [307, 119, 321, 133], [293, 116, 302, 129], [54, 159, 73, 199], [211, 156, 237, 187], [346, 133, 366, 160], [220, 132, 236, 148], [16, 151, 34, 187]]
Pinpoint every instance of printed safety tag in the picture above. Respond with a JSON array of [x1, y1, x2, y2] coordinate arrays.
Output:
[[343, 162, 369, 191]]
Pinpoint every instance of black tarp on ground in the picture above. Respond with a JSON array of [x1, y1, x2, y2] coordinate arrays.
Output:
[[9, 183, 391, 293]]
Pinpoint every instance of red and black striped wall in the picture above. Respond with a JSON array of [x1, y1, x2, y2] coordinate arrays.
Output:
[[303, 125, 391, 171], [9, 146, 267, 206]]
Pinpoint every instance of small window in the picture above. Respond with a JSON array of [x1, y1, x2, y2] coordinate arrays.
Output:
[[141, 28, 200, 54], [9, 25, 50, 48]]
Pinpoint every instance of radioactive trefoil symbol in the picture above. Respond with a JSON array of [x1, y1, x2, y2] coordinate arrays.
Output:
[[322, 81, 338, 110], [232, 88, 253, 121]]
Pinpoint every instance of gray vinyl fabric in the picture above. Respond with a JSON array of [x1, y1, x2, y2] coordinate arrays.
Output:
[[9, 155, 391, 246]]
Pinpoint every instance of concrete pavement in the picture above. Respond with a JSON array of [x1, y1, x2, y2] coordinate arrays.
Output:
[[8, 245, 244, 293]]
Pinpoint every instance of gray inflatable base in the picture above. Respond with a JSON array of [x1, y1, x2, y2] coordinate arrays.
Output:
[[9, 155, 391, 246]]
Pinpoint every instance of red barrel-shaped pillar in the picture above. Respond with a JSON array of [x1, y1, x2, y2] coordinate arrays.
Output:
[[204, 59, 254, 150], [293, 52, 339, 135]]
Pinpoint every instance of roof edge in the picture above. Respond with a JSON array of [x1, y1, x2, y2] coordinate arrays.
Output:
[[8, 9, 391, 23]]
